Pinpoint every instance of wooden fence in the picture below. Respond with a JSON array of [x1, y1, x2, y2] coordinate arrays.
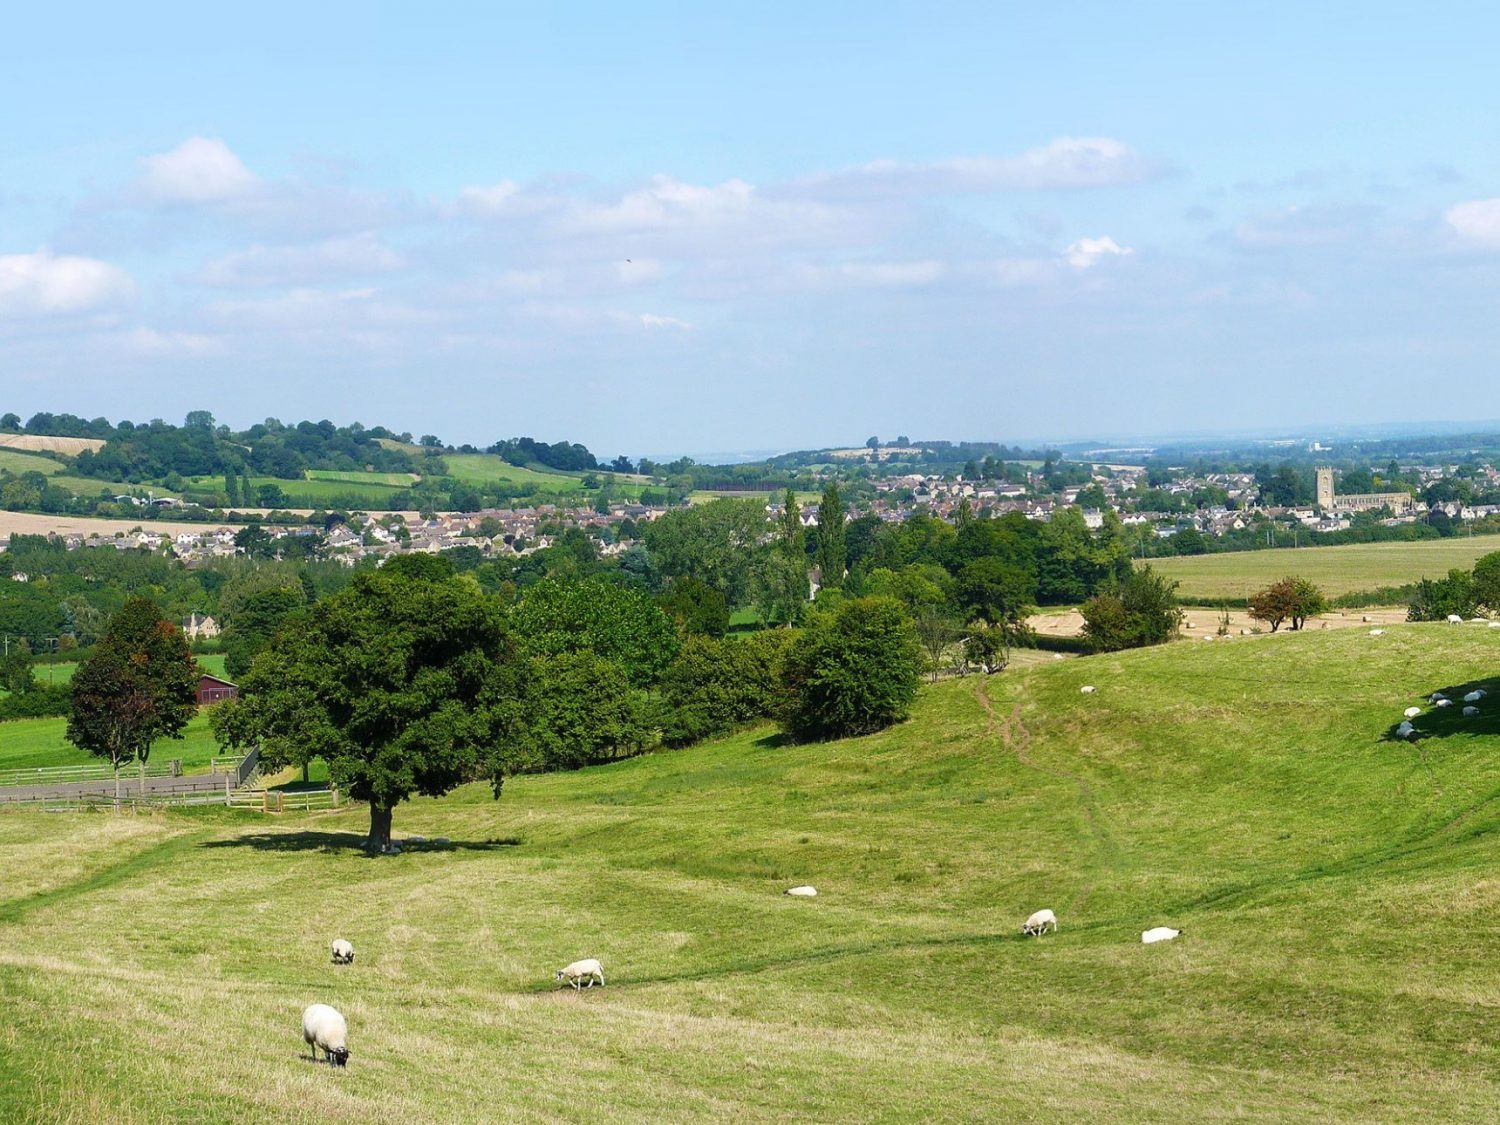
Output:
[[0, 759, 182, 789], [3, 785, 344, 814]]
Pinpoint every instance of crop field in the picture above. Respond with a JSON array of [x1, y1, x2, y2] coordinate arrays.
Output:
[[2, 625, 1498, 1120], [1149, 536, 1500, 599], [0, 449, 64, 476], [0, 434, 105, 455]]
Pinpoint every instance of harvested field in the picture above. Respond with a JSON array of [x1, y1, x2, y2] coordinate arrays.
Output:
[[0, 434, 105, 454]]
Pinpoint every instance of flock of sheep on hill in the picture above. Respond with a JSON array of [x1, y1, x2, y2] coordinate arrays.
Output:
[[1387, 617, 1494, 740]]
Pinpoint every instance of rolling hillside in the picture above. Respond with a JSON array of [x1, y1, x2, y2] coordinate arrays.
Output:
[[1, 626, 1498, 1120]]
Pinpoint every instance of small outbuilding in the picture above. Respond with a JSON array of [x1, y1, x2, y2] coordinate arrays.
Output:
[[197, 673, 238, 705]]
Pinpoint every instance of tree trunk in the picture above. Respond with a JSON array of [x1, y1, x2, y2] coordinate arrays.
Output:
[[138, 757, 146, 796], [114, 765, 121, 814], [368, 803, 394, 852], [302, 762, 309, 785]]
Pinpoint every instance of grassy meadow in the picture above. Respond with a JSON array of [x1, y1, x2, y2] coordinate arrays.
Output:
[[1149, 535, 1500, 599], [0, 712, 226, 774], [2, 624, 1498, 1120], [0, 449, 64, 476]]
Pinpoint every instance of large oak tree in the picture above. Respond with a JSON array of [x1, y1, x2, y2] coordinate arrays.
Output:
[[211, 570, 535, 851]]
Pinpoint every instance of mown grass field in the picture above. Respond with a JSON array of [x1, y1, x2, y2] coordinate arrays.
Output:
[[1150, 535, 1500, 599], [305, 470, 417, 487], [442, 454, 588, 490], [2, 624, 1498, 1120]]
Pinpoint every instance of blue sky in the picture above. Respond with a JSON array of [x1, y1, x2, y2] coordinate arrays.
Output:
[[5, 2, 1500, 458]]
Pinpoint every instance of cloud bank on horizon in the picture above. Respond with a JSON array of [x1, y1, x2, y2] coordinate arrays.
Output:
[[5, 3, 1500, 457]]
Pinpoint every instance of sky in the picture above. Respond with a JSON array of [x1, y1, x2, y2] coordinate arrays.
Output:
[[4, 2, 1500, 459]]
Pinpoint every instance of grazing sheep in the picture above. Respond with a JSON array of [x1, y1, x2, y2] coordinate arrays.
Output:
[[1464, 706, 1479, 716], [1404, 706, 1422, 719], [330, 939, 354, 965], [1464, 691, 1483, 703], [1022, 908, 1057, 936], [1369, 628, 1385, 637], [1447, 614, 1464, 624], [555, 958, 605, 989], [1141, 927, 1181, 944], [1436, 699, 1453, 708], [301, 1004, 349, 1067], [784, 885, 818, 897], [1396, 720, 1415, 739], [1080, 685, 1096, 694]]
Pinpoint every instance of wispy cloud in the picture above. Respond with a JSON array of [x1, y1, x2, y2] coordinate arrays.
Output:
[[1446, 198, 1500, 247]]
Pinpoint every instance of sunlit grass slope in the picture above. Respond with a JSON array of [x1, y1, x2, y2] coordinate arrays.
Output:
[[2, 624, 1498, 1121]]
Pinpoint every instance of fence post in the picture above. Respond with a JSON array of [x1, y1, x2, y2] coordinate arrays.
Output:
[[225, 776, 231, 807]]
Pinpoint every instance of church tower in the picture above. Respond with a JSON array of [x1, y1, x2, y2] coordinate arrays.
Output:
[[1316, 467, 1335, 510]]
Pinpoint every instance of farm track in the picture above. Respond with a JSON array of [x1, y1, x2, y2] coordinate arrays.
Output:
[[975, 680, 1120, 917]]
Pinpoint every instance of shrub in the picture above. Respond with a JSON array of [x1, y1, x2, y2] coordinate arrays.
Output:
[[775, 596, 923, 741], [530, 652, 654, 770], [1248, 576, 1327, 632], [660, 631, 791, 746], [1080, 565, 1183, 653], [1408, 569, 1478, 622]]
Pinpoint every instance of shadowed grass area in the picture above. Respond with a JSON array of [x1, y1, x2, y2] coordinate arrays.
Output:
[[1, 622, 1498, 1121]]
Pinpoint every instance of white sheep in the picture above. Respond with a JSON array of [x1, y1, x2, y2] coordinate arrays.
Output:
[[1022, 908, 1057, 936], [555, 958, 605, 989], [301, 1003, 349, 1067], [1489, 622, 1500, 630], [1464, 706, 1479, 716], [1080, 685, 1096, 694], [1436, 699, 1453, 708], [1396, 720, 1415, 739], [330, 939, 354, 965], [1403, 706, 1422, 719], [1141, 926, 1181, 944], [1431, 692, 1448, 703], [1369, 629, 1385, 637], [1464, 691, 1483, 703], [1447, 614, 1464, 624], [784, 885, 817, 897]]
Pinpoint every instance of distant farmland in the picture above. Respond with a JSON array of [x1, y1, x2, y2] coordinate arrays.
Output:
[[1149, 536, 1500, 599], [0, 449, 64, 476]]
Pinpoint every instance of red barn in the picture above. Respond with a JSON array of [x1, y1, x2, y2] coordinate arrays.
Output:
[[197, 674, 238, 705]]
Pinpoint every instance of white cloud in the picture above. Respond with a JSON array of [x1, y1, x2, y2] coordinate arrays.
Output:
[[1066, 235, 1134, 269], [1446, 198, 1500, 246], [791, 260, 945, 289], [137, 137, 259, 204], [0, 249, 135, 317], [795, 137, 1159, 199], [118, 327, 225, 357], [633, 312, 692, 330], [195, 233, 405, 288]]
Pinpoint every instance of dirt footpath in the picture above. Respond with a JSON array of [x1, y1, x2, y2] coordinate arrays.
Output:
[[1029, 604, 1411, 641]]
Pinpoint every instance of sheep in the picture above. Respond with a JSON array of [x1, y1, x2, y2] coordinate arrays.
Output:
[[301, 1004, 349, 1067], [1436, 699, 1453, 708], [1369, 629, 1385, 637], [1403, 706, 1422, 719], [1430, 692, 1448, 703], [1464, 691, 1483, 703], [1022, 908, 1057, 936], [1396, 720, 1415, 739], [1141, 927, 1181, 944], [1080, 685, 1096, 694], [1464, 706, 1479, 717], [555, 958, 605, 989], [1489, 622, 1500, 630], [1447, 614, 1464, 624], [330, 939, 354, 965], [784, 885, 818, 897]]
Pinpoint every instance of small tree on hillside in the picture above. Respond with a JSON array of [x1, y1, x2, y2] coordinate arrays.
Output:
[[913, 607, 963, 682], [1249, 576, 1327, 632], [211, 571, 535, 852], [1472, 550, 1500, 612], [67, 598, 199, 802], [816, 482, 847, 589], [1080, 565, 1183, 653], [776, 596, 923, 741]]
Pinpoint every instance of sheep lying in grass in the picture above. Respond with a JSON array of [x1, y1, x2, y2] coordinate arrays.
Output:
[[1436, 699, 1453, 709], [1080, 685, 1096, 694], [1464, 706, 1479, 717], [330, 939, 354, 965], [1431, 692, 1448, 703], [1369, 629, 1385, 637], [1464, 691, 1484, 703], [1141, 927, 1181, 944], [302, 1004, 349, 1067], [555, 958, 605, 989], [1022, 908, 1057, 936], [1396, 720, 1415, 739], [784, 885, 817, 897], [1404, 706, 1422, 719]]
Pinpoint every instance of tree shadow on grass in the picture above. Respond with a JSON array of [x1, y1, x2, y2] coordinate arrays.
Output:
[[200, 832, 521, 856], [1382, 675, 1500, 743]]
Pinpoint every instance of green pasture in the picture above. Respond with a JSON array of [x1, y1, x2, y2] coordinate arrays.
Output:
[[0, 710, 225, 774], [305, 470, 417, 487], [2, 624, 1499, 1120], [0, 450, 64, 476], [441, 454, 587, 490], [1149, 535, 1500, 599]]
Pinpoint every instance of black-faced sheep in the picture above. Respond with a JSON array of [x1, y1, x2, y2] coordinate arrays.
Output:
[[302, 1004, 349, 1067], [330, 939, 354, 965]]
